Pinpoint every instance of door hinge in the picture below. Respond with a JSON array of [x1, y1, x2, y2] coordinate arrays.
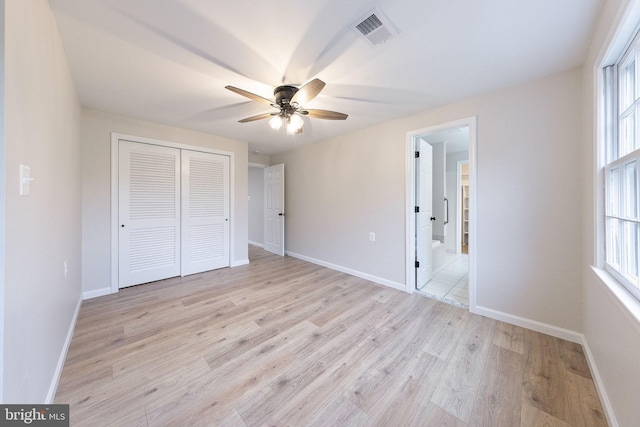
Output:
[[415, 151, 420, 158], [414, 206, 419, 213], [415, 260, 420, 268]]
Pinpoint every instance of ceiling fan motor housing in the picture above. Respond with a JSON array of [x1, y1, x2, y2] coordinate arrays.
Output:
[[274, 85, 298, 107]]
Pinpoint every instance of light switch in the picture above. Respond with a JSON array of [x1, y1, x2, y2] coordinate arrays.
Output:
[[20, 164, 33, 196]]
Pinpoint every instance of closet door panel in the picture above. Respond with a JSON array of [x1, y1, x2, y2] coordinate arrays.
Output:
[[181, 150, 230, 275], [119, 141, 181, 288]]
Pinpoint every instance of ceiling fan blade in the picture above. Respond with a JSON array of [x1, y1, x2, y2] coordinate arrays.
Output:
[[291, 78, 325, 105], [225, 85, 274, 105], [238, 112, 276, 123], [302, 109, 348, 120]]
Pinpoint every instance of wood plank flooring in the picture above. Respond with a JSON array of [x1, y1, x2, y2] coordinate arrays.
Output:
[[55, 246, 608, 426]]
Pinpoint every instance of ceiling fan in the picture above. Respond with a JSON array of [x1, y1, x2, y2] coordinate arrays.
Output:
[[225, 78, 348, 135]]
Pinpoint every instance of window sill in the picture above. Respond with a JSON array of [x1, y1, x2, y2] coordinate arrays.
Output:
[[591, 266, 640, 330]]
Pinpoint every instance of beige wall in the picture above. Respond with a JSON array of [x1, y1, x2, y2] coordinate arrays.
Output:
[[4, 0, 82, 402], [581, 0, 640, 426], [273, 67, 584, 333], [272, 124, 407, 286], [81, 108, 249, 296]]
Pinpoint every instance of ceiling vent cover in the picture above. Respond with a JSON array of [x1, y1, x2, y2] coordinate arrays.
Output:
[[352, 8, 399, 46]]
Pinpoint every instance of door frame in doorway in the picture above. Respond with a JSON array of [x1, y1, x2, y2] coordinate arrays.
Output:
[[404, 117, 478, 311], [110, 132, 236, 295]]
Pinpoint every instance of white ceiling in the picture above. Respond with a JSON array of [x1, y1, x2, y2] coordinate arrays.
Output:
[[49, 0, 602, 155]]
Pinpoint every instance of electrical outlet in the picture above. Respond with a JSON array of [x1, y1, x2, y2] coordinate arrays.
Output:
[[64, 260, 68, 277], [369, 232, 376, 242]]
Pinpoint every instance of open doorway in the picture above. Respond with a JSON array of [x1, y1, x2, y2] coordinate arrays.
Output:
[[248, 163, 285, 257], [248, 164, 265, 248], [406, 117, 477, 309]]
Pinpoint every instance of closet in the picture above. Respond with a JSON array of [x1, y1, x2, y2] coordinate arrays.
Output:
[[461, 163, 469, 253], [118, 139, 229, 288]]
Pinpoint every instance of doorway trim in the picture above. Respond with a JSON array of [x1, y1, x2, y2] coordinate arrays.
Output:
[[110, 132, 235, 294], [405, 116, 478, 311]]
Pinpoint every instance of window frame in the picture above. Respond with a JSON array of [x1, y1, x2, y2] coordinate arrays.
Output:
[[602, 27, 640, 302], [604, 151, 640, 300]]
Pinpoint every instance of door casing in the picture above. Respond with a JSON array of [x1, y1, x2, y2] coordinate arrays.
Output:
[[405, 117, 477, 311]]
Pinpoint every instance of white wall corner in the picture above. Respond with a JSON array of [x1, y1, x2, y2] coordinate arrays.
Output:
[[45, 296, 82, 404]]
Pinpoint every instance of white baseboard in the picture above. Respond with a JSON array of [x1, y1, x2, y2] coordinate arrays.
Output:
[[46, 295, 82, 404], [472, 305, 583, 344], [248, 241, 263, 248], [580, 335, 619, 427], [285, 251, 405, 292], [82, 287, 112, 300], [231, 259, 249, 267]]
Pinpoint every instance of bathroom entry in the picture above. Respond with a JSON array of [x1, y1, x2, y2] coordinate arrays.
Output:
[[413, 125, 470, 306]]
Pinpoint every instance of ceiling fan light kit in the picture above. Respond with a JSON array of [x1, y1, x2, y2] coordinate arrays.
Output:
[[268, 115, 283, 131], [286, 114, 304, 135], [225, 78, 348, 135]]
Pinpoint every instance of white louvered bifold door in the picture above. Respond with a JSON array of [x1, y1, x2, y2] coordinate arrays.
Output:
[[119, 141, 181, 288], [181, 150, 230, 276]]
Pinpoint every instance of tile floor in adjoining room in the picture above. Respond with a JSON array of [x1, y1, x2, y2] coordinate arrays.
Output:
[[418, 254, 469, 307]]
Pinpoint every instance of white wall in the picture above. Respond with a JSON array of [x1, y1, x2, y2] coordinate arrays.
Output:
[[581, 0, 640, 425], [272, 67, 584, 333], [4, 0, 82, 402], [81, 108, 249, 297], [445, 151, 469, 254], [248, 167, 264, 245]]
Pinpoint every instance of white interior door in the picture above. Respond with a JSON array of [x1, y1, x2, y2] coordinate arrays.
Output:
[[264, 164, 285, 256], [416, 139, 433, 288], [181, 150, 230, 275], [119, 141, 181, 288]]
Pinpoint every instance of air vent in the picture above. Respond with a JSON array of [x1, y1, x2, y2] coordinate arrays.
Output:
[[356, 14, 383, 37], [352, 8, 399, 46]]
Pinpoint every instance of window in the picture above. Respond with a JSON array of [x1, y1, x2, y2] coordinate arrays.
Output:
[[604, 30, 640, 300]]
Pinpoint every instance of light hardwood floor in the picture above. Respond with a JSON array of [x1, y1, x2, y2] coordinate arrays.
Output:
[[56, 246, 607, 426]]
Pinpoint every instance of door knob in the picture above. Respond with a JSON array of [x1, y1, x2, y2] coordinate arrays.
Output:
[[279, 213, 285, 216], [430, 217, 436, 221]]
